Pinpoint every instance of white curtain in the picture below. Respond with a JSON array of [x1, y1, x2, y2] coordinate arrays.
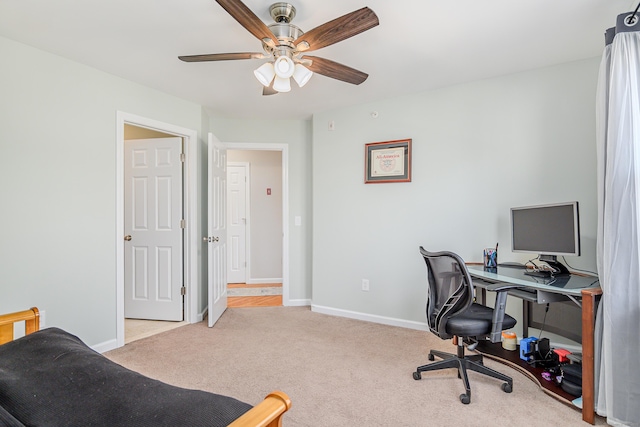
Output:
[[596, 11, 640, 427]]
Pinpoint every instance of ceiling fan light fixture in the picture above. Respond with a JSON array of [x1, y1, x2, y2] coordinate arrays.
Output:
[[274, 56, 295, 79], [293, 63, 313, 87], [273, 75, 292, 92], [253, 62, 275, 87]]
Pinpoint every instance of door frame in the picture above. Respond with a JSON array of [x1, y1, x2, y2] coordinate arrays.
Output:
[[116, 111, 199, 348], [227, 162, 251, 284], [225, 143, 290, 305]]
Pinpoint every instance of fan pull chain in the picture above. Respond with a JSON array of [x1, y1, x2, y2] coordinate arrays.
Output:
[[626, 1, 640, 24]]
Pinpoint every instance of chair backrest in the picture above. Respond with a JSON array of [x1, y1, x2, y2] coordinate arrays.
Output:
[[419, 247, 474, 339]]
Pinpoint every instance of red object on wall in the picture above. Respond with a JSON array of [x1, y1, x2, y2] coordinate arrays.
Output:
[[267, 188, 271, 195]]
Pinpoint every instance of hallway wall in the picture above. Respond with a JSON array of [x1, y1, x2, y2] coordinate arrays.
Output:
[[227, 150, 283, 282]]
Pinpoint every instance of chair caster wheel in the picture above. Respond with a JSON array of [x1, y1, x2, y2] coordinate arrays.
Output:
[[460, 394, 470, 404], [501, 383, 512, 393], [413, 372, 421, 380], [428, 354, 435, 361]]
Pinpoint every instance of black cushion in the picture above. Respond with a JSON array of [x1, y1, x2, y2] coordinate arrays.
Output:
[[446, 303, 517, 337], [0, 404, 25, 427], [0, 328, 252, 427]]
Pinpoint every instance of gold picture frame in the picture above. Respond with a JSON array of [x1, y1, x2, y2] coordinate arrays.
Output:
[[364, 139, 412, 184]]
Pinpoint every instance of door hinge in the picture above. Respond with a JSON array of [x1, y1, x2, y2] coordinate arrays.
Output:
[[181, 286, 186, 296], [180, 219, 186, 229], [180, 153, 186, 162]]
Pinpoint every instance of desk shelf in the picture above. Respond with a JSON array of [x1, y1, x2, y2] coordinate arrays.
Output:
[[475, 340, 578, 405]]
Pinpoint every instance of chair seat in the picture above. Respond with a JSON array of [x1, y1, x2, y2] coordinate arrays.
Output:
[[446, 303, 516, 337]]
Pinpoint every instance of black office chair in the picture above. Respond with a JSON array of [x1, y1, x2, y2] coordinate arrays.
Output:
[[413, 247, 517, 404]]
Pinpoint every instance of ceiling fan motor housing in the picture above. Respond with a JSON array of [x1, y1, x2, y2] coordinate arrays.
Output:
[[268, 23, 303, 49], [269, 2, 296, 23]]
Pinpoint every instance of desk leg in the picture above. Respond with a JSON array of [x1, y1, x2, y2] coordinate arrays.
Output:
[[581, 288, 601, 425], [522, 300, 529, 338]]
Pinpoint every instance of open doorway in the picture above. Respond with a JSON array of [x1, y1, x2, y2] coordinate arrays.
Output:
[[121, 125, 188, 342], [115, 112, 199, 349], [227, 151, 282, 307], [225, 144, 289, 306]]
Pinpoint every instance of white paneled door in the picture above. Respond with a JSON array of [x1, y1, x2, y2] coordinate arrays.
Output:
[[207, 133, 228, 327], [124, 138, 183, 321], [227, 164, 247, 284]]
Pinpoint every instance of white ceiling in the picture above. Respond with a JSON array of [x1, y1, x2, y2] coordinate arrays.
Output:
[[0, 0, 634, 120]]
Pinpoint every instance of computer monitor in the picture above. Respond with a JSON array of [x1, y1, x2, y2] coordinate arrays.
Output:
[[510, 201, 580, 275]]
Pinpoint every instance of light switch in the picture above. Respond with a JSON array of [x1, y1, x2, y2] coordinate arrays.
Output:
[[295, 216, 301, 226]]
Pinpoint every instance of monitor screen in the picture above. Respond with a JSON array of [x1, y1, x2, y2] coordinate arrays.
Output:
[[510, 202, 580, 257]]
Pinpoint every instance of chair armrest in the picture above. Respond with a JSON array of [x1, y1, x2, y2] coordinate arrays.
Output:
[[484, 283, 523, 343]]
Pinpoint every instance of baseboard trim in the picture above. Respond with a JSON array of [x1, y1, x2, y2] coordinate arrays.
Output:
[[311, 304, 429, 331], [246, 278, 283, 285], [93, 339, 118, 354], [285, 299, 311, 307], [197, 308, 207, 323]]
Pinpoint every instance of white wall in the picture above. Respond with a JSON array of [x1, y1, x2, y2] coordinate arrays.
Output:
[[0, 36, 207, 347], [0, 31, 600, 347], [227, 150, 283, 281], [311, 57, 600, 337], [209, 116, 312, 302]]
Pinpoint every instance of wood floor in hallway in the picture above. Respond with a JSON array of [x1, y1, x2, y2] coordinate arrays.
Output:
[[227, 283, 282, 308]]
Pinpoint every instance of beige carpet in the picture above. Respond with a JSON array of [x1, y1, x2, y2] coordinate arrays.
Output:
[[106, 307, 608, 426]]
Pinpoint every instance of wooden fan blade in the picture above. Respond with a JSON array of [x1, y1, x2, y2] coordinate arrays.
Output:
[[179, 52, 263, 62], [305, 56, 369, 85], [294, 7, 379, 52], [216, 0, 278, 45]]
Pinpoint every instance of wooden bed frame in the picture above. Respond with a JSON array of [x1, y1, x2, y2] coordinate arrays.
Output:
[[0, 307, 291, 427]]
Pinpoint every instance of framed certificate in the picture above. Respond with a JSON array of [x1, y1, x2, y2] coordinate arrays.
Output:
[[364, 139, 412, 183]]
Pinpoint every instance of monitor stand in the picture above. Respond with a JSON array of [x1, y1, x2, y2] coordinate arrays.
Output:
[[539, 254, 571, 276]]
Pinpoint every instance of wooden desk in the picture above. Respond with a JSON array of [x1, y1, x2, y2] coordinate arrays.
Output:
[[467, 265, 602, 424]]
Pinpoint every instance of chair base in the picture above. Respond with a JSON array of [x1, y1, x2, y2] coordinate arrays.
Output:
[[413, 344, 513, 404]]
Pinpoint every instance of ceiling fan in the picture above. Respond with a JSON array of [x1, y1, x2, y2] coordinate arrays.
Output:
[[178, 0, 379, 95]]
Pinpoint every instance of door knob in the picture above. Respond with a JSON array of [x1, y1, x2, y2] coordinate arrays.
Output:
[[124, 235, 132, 241]]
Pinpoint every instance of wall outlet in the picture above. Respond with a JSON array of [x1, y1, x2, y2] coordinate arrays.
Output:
[[362, 279, 370, 291], [39, 310, 46, 329]]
